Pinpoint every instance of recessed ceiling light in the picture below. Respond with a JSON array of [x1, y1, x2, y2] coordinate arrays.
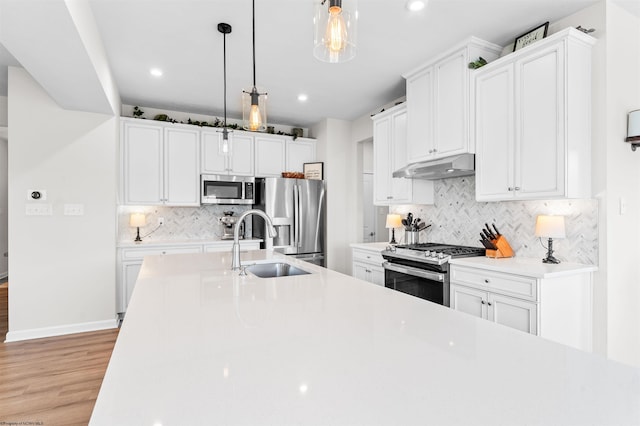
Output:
[[406, 0, 426, 12], [298, 94, 308, 102], [149, 68, 163, 77]]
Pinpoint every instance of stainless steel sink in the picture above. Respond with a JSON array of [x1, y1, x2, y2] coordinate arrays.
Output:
[[244, 262, 310, 278]]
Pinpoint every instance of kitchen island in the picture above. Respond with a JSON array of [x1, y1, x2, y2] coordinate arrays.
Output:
[[91, 250, 640, 425]]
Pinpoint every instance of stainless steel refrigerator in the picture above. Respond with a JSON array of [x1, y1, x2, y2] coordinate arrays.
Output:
[[252, 178, 326, 266]]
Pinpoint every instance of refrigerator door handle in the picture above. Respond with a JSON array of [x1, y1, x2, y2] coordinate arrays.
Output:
[[293, 184, 300, 248]]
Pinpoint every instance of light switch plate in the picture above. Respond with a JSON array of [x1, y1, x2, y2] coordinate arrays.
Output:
[[25, 203, 53, 216], [64, 204, 84, 216]]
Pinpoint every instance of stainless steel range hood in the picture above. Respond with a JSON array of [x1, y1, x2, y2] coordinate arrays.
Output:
[[392, 153, 475, 180]]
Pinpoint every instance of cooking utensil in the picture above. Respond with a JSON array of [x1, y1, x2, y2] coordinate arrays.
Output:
[[492, 223, 501, 236], [479, 239, 494, 249], [482, 229, 493, 240], [407, 213, 413, 226], [418, 222, 430, 231]]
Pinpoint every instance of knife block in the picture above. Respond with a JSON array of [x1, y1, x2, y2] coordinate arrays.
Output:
[[486, 235, 514, 258]]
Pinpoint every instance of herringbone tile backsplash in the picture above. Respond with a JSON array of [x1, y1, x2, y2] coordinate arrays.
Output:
[[118, 205, 252, 242], [391, 176, 598, 265]]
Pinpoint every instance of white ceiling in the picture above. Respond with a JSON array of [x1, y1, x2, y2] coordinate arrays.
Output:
[[0, 0, 608, 127]]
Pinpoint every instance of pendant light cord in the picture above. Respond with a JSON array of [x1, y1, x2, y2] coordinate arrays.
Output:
[[223, 30, 228, 127], [252, 0, 256, 88]]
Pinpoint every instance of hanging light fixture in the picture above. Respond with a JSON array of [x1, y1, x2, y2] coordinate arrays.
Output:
[[243, 0, 267, 132], [313, 0, 357, 63], [218, 22, 233, 156]]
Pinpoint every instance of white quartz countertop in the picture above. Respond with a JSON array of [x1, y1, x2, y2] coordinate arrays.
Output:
[[449, 256, 598, 278], [117, 238, 263, 249], [349, 241, 391, 251], [91, 250, 638, 426]]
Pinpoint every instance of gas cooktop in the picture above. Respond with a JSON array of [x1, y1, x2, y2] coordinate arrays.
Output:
[[383, 242, 485, 266]]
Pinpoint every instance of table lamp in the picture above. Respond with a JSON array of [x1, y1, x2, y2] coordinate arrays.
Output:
[[130, 213, 147, 243], [534, 215, 565, 264], [386, 214, 402, 244]]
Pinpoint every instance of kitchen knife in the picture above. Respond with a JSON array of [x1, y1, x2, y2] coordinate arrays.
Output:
[[485, 223, 496, 239], [492, 223, 501, 236], [479, 239, 495, 249], [482, 229, 494, 241]]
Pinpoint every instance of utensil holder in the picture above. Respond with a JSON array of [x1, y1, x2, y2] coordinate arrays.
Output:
[[486, 235, 514, 258], [405, 231, 419, 245]]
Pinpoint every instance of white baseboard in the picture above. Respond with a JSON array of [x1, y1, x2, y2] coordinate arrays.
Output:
[[4, 318, 118, 343]]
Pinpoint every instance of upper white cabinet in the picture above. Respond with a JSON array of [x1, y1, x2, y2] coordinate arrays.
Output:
[[474, 28, 595, 201], [372, 104, 433, 205], [286, 138, 316, 173], [122, 119, 200, 206], [255, 136, 286, 177], [201, 130, 254, 176], [403, 38, 502, 163]]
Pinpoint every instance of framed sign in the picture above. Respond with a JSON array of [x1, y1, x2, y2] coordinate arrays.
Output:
[[513, 22, 549, 52], [303, 162, 324, 180]]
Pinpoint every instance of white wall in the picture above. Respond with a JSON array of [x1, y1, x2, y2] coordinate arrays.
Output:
[[6, 67, 118, 341], [0, 95, 7, 127], [603, 1, 640, 366], [311, 118, 357, 274], [0, 130, 7, 279]]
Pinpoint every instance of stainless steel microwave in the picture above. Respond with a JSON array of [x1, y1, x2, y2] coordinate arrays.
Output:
[[201, 175, 255, 205]]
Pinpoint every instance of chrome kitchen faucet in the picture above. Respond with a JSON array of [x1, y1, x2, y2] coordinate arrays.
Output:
[[231, 209, 277, 271]]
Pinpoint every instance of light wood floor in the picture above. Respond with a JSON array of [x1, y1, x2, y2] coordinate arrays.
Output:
[[0, 319, 118, 424]]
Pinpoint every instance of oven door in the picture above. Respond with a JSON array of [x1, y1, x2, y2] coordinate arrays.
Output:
[[383, 261, 448, 306]]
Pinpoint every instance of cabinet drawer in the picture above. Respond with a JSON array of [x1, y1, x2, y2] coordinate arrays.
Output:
[[451, 266, 537, 301], [203, 242, 260, 253], [121, 245, 202, 260], [352, 248, 384, 266]]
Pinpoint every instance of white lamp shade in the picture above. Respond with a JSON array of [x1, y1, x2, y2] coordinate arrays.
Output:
[[534, 215, 566, 239], [129, 213, 147, 227], [628, 109, 640, 138], [385, 214, 403, 229]]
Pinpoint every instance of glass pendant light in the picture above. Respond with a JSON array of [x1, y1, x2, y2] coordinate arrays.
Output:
[[218, 22, 233, 156], [313, 0, 357, 63], [243, 0, 267, 132]]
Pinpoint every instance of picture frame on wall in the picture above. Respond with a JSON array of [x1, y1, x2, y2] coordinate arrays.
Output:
[[303, 162, 324, 180], [513, 21, 549, 52]]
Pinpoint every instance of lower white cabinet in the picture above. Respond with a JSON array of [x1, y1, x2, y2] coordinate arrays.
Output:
[[117, 241, 260, 314], [351, 245, 385, 286], [450, 262, 593, 351]]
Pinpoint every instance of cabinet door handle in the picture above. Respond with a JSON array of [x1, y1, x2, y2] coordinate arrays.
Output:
[[484, 279, 490, 283], [365, 269, 372, 273], [481, 300, 486, 305], [514, 187, 521, 191], [366, 256, 371, 259], [507, 187, 513, 191], [488, 302, 492, 306], [387, 196, 393, 199]]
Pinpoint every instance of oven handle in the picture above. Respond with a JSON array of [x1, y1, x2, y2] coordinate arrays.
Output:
[[382, 261, 445, 282]]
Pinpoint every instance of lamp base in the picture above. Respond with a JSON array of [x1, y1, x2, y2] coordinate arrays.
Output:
[[134, 227, 142, 243], [541, 237, 561, 264], [389, 228, 397, 245]]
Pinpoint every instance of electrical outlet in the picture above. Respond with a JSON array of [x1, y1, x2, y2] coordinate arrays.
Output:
[[25, 203, 53, 216], [64, 204, 84, 216], [158, 217, 165, 226]]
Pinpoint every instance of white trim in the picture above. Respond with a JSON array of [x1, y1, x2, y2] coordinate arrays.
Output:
[[4, 318, 118, 343]]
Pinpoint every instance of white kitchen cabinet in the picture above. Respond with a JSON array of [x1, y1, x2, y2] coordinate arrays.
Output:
[[122, 119, 200, 206], [372, 104, 433, 205], [475, 28, 595, 201], [403, 38, 502, 163], [201, 130, 254, 176], [450, 259, 594, 351], [255, 136, 286, 177], [286, 138, 316, 173], [450, 283, 537, 334], [351, 245, 385, 286]]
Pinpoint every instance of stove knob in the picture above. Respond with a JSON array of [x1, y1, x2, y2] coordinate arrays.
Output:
[[438, 252, 446, 259], [430, 251, 437, 257]]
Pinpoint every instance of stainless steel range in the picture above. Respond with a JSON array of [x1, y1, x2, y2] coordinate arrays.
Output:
[[382, 243, 485, 306]]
